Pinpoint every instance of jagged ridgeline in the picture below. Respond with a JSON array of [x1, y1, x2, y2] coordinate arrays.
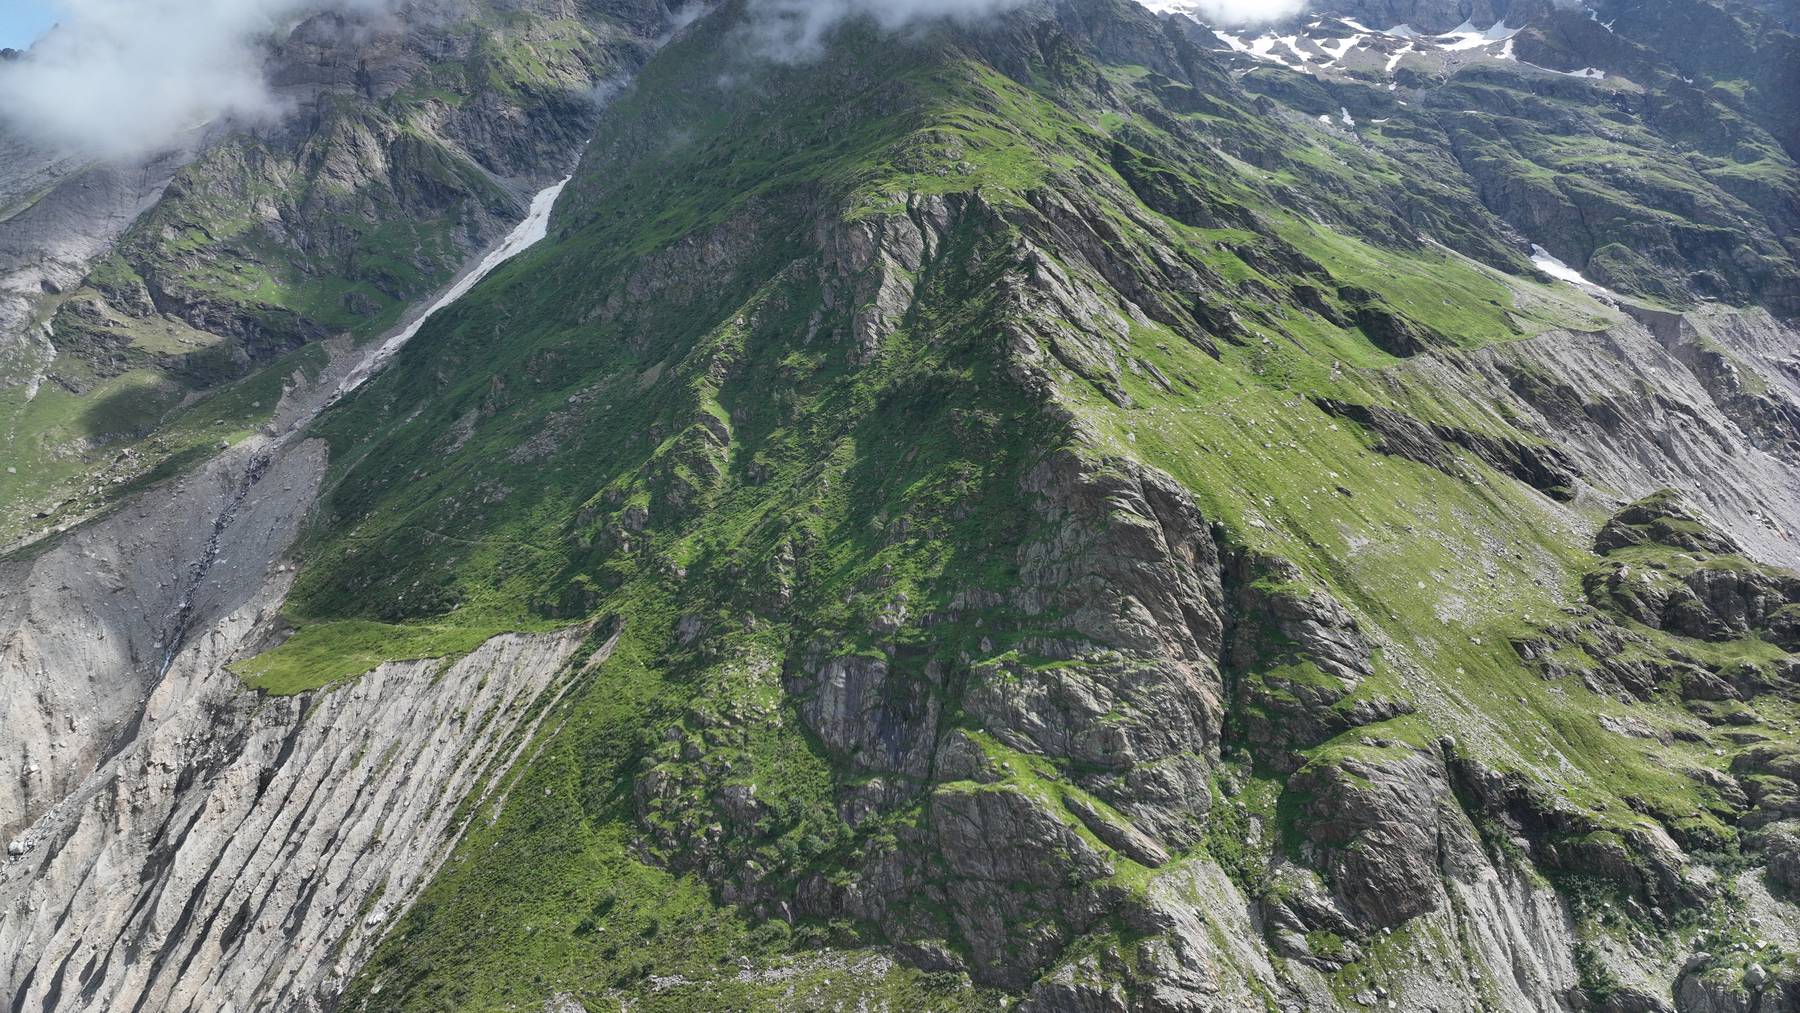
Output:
[[4, 0, 1800, 1009]]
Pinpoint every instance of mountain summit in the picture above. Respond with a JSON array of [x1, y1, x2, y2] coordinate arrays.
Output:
[[1, 0, 1799, 1010]]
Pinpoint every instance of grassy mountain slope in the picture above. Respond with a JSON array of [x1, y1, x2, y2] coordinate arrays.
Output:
[[174, 2, 1800, 1008]]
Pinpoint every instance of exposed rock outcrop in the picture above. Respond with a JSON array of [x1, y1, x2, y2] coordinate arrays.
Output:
[[0, 626, 588, 1012], [1583, 492, 1800, 649], [0, 435, 328, 845], [1223, 552, 1413, 772], [1418, 308, 1800, 570], [1290, 743, 1450, 928]]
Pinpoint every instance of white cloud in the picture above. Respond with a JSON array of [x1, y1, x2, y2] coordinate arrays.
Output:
[[1141, 0, 1309, 27], [741, 0, 1313, 61], [745, 0, 1034, 60], [0, 0, 391, 160], [0, 0, 1314, 158]]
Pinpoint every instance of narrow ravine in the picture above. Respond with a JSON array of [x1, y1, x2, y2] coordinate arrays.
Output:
[[333, 177, 571, 401], [0, 175, 591, 1013], [151, 176, 573, 679], [1, 171, 576, 856]]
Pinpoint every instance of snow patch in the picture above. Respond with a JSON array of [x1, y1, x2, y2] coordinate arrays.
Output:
[[1437, 19, 1520, 51], [1520, 61, 1607, 78], [1530, 245, 1589, 285], [1529, 243, 1618, 298], [1318, 35, 1360, 63], [335, 178, 570, 400], [1191, 12, 1526, 77], [1246, 34, 1290, 64], [1215, 30, 1251, 53]]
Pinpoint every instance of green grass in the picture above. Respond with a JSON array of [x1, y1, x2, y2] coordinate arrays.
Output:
[[231, 618, 531, 695], [0, 341, 329, 551], [106, 3, 1799, 1005]]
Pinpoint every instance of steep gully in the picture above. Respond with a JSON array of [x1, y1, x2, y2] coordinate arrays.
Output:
[[154, 175, 573, 684], [0, 177, 575, 1012]]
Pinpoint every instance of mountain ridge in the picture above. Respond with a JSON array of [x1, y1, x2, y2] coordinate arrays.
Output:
[[2, 0, 1799, 1010]]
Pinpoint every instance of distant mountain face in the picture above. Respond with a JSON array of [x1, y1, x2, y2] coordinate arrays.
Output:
[[3, 0, 1800, 1011], [1152, 0, 1800, 307]]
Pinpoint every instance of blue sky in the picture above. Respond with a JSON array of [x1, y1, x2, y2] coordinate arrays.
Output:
[[0, 0, 56, 50]]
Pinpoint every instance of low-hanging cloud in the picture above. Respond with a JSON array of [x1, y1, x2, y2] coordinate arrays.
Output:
[[744, 0, 1034, 61], [741, 0, 1313, 61], [1173, 0, 1308, 25], [1140, 0, 1310, 26], [0, 0, 390, 160]]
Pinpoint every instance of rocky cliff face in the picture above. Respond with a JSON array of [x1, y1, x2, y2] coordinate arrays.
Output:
[[2, 619, 591, 1012], [4, 0, 1800, 1010]]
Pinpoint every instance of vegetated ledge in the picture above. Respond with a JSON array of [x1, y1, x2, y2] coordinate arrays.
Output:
[[231, 612, 608, 695]]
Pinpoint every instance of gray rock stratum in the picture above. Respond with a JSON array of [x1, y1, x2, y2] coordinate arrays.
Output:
[[0, 625, 592, 1012], [0, 133, 204, 357], [1410, 306, 1800, 568]]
